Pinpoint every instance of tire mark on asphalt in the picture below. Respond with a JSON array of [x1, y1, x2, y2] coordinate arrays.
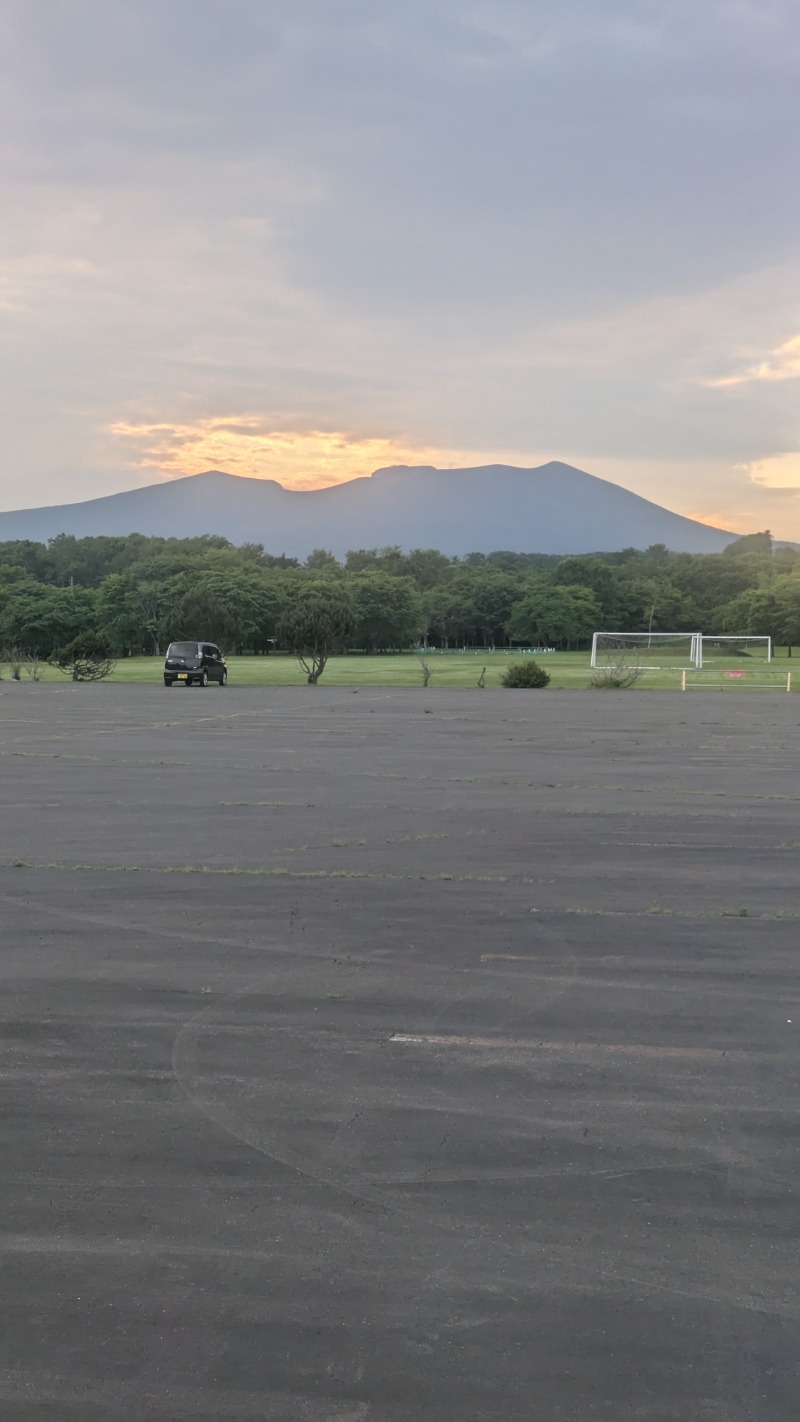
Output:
[[0, 888, 444, 975], [0, 1369, 372, 1421], [169, 973, 799, 1322], [389, 1032, 751, 1060], [3, 892, 793, 1322], [476, 956, 792, 1003]]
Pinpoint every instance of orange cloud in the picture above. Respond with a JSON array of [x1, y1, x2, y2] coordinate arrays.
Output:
[[109, 416, 471, 490], [744, 452, 800, 489], [709, 334, 800, 388], [686, 508, 750, 533]]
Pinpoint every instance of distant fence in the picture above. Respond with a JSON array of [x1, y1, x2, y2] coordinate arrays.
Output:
[[681, 669, 792, 692]]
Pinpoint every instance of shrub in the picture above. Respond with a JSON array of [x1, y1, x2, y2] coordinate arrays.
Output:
[[500, 660, 551, 688], [3, 646, 24, 680], [589, 654, 644, 690], [589, 667, 642, 689]]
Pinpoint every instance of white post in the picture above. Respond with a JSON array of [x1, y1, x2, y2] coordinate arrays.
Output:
[[768, 638, 773, 662], [681, 668, 686, 692], [590, 632, 599, 669], [787, 672, 792, 693]]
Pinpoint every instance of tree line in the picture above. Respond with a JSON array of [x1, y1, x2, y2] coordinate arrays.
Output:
[[1, 526, 799, 659]]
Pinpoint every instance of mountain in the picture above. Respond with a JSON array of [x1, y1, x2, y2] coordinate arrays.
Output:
[[0, 462, 738, 556]]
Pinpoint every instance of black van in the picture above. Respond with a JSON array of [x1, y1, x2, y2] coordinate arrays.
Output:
[[164, 641, 228, 687]]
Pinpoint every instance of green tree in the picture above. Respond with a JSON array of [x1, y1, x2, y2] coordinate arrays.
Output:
[[348, 572, 421, 652], [0, 578, 98, 657], [345, 545, 407, 577], [468, 570, 522, 646], [719, 587, 776, 634], [611, 575, 697, 633], [175, 564, 285, 651], [277, 582, 354, 682], [506, 585, 599, 648], [96, 567, 183, 655], [424, 581, 477, 648], [44, 534, 146, 588], [671, 553, 765, 631], [774, 580, 800, 654], [0, 539, 54, 581], [237, 542, 268, 564], [401, 548, 454, 588], [552, 556, 618, 622], [723, 578, 800, 655], [722, 531, 773, 557], [305, 548, 340, 570]]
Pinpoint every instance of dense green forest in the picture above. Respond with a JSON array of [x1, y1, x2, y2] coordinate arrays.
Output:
[[1, 527, 799, 657]]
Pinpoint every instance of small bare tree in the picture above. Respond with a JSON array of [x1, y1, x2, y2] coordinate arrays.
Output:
[[4, 646, 24, 680], [589, 648, 645, 689], [477, 666, 486, 688], [413, 644, 434, 687], [25, 650, 44, 682]]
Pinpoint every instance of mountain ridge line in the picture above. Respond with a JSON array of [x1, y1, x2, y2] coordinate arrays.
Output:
[[0, 461, 738, 556]]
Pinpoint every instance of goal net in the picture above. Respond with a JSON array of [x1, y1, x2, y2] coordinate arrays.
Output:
[[590, 632, 702, 670], [700, 636, 772, 663]]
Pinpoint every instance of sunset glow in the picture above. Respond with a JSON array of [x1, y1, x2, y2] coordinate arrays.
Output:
[[108, 418, 477, 490], [745, 452, 800, 490]]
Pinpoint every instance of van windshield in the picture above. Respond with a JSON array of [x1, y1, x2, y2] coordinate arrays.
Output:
[[167, 642, 199, 658]]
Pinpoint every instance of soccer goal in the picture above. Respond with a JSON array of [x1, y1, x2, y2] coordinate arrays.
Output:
[[700, 635, 772, 663], [590, 632, 703, 670]]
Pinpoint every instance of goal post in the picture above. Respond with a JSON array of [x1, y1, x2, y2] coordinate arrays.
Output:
[[590, 632, 703, 670], [700, 635, 772, 663]]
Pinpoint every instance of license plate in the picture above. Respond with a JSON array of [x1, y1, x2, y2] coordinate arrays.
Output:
[[177, 673, 187, 679]]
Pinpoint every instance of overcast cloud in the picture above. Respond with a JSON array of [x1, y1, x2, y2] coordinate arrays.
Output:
[[1, 0, 799, 532]]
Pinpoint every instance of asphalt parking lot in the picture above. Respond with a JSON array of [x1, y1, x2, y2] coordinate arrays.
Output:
[[1, 683, 798, 1420]]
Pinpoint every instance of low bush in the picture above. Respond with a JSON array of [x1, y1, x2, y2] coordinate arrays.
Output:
[[3, 646, 24, 680], [500, 660, 551, 688], [589, 660, 644, 689]]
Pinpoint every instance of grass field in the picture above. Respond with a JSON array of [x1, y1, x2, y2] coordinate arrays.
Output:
[[2, 647, 794, 690]]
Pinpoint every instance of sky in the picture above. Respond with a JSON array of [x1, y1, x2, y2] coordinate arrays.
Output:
[[1, 0, 799, 535]]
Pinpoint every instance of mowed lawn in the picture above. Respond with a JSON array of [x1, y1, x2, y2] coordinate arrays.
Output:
[[5, 648, 793, 690]]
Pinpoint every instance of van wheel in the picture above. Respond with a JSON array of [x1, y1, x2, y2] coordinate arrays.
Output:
[[219, 671, 228, 686], [200, 671, 208, 687]]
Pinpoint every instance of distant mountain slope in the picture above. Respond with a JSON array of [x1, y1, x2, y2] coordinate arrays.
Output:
[[0, 462, 738, 556]]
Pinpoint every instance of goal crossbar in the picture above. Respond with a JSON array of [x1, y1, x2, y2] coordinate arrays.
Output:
[[700, 635, 772, 661], [590, 632, 703, 669]]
